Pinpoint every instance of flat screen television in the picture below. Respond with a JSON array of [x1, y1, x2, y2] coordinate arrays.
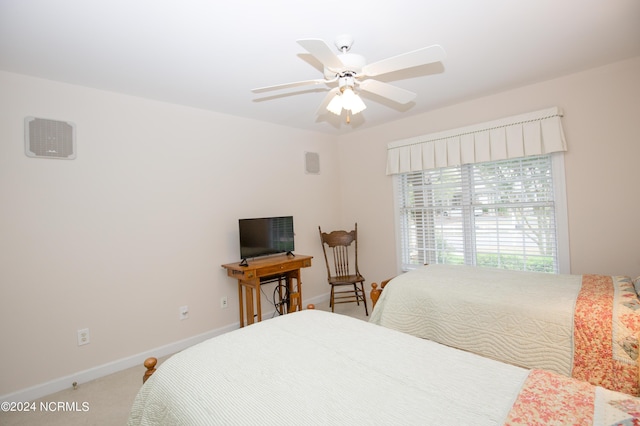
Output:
[[239, 216, 294, 263]]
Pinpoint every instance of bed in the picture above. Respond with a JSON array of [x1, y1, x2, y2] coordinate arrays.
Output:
[[128, 309, 640, 425], [369, 264, 640, 395]]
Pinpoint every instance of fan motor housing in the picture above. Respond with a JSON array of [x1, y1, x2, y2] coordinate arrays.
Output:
[[334, 34, 354, 51], [324, 53, 366, 79]]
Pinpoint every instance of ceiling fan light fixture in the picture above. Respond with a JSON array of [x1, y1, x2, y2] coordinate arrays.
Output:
[[326, 94, 343, 115], [343, 88, 367, 114], [326, 86, 367, 116], [341, 86, 356, 105]]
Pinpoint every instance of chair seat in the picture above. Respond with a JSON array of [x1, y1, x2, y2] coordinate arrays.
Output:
[[329, 275, 364, 285]]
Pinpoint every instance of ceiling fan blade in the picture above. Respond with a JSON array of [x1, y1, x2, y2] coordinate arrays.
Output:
[[358, 80, 417, 104], [362, 44, 446, 77], [252, 78, 330, 93], [297, 39, 345, 70], [315, 87, 340, 115]]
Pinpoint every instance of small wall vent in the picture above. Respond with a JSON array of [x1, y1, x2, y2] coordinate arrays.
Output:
[[304, 152, 320, 174], [25, 117, 76, 159]]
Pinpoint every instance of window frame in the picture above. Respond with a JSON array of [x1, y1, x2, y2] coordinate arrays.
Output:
[[392, 152, 570, 274]]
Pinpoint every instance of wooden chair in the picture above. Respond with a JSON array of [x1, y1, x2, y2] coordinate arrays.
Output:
[[318, 223, 368, 316]]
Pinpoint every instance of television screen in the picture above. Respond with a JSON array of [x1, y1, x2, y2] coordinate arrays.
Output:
[[239, 216, 294, 261]]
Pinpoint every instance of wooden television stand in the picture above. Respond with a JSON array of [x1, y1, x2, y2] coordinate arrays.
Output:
[[222, 253, 312, 327]]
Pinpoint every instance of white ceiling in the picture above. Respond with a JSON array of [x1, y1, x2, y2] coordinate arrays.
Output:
[[1, 0, 639, 135]]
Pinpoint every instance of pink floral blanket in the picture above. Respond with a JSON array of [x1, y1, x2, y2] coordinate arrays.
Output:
[[506, 369, 640, 425], [573, 275, 640, 395]]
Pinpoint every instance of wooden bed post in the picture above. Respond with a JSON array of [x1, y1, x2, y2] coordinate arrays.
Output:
[[370, 278, 393, 308], [371, 283, 381, 307], [371, 266, 427, 308], [143, 357, 157, 384]]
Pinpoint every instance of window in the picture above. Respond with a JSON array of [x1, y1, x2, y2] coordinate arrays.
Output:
[[394, 153, 568, 273]]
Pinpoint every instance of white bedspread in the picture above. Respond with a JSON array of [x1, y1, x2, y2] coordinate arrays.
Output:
[[128, 309, 529, 425], [369, 264, 582, 376]]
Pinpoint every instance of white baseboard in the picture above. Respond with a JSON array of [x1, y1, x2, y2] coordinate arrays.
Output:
[[1, 292, 331, 403]]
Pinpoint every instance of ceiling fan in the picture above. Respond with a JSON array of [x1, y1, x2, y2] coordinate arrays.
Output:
[[252, 34, 446, 123]]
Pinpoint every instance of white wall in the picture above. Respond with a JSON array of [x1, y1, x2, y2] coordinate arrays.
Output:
[[337, 56, 640, 284], [0, 71, 339, 397], [2, 55, 639, 400]]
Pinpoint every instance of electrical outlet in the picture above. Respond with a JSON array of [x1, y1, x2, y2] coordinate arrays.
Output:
[[179, 305, 189, 320], [77, 328, 90, 346], [221, 296, 228, 309]]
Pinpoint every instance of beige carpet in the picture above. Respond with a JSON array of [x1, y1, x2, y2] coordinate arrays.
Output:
[[0, 299, 370, 426]]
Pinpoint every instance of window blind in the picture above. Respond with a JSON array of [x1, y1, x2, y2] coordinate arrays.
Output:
[[396, 155, 560, 272]]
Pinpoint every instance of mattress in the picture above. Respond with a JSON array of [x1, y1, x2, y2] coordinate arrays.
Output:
[[370, 264, 580, 374], [369, 264, 640, 394], [128, 309, 640, 425]]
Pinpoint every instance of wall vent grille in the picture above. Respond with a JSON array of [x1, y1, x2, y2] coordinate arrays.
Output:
[[304, 152, 320, 174], [25, 117, 76, 159]]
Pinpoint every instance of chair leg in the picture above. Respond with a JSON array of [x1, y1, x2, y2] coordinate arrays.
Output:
[[353, 284, 360, 305], [360, 282, 369, 316], [330, 286, 335, 312]]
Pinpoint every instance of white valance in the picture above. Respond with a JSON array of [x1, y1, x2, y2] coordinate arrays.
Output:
[[386, 107, 567, 175]]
